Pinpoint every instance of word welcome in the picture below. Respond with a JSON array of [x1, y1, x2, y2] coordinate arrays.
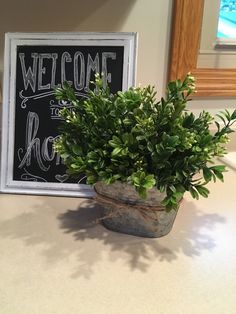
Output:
[[19, 51, 117, 93]]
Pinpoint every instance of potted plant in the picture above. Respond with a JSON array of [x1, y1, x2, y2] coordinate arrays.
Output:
[[54, 73, 236, 237]]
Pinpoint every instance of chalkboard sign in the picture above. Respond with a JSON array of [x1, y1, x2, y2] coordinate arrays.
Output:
[[1, 33, 137, 196]]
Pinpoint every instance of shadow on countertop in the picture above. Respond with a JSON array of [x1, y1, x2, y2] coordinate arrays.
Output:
[[0, 197, 226, 278], [58, 198, 225, 277]]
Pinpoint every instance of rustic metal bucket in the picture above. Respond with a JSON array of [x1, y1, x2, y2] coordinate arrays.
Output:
[[94, 181, 179, 238]]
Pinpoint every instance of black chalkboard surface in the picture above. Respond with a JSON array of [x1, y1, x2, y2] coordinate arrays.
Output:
[[1, 33, 137, 196]]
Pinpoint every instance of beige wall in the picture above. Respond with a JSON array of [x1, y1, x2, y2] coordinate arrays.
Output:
[[0, 0, 235, 134], [0, 0, 172, 98]]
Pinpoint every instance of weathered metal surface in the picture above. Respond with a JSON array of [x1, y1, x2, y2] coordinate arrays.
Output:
[[95, 182, 179, 238]]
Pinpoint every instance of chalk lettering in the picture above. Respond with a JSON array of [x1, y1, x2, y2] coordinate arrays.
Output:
[[74, 51, 85, 91], [51, 53, 59, 89], [19, 53, 38, 93], [61, 52, 72, 86], [102, 52, 117, 88], [38, 53, 51, 90], [85, 53, 100, 91], [18, 112, 62, 171], [19, 51, 117, 92], [42, 136, 55, 161], [18, 112, 49, 171]]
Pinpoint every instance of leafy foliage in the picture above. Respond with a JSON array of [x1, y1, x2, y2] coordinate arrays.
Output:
[[54, 74, 236, 211]]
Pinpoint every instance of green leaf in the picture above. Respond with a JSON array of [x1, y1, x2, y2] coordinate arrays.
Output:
[[72, 145, 82, 155], [122, 133, 130, 144], [203, 167, 212, 182], [86, 175, 96, 184], [169, 185, 176, 193], [173, 191, 184, 201], [147, 142, 153, 152], [231, 109, 236, 120], [137, 187, 147, 199], [175, 184, 185, 193], [168, 135, 180, 147], [215, 121, 220, 132], [189, 186, 199, 199], [176, 172, 183, 181], [183, 113, 195, 128], [213, 170, 224, 182], [224, 127, 234, 134], [161, 196, 178, 212], [60, 152, 70, 159], [111, 147, 123, 156], [161, 197, 171, 206], [216, 114, 226, 126], [143, 175, 156, 189], [210, 165, 226, 172], [224, 109, 231, 121], [136, 135, 146, 141], [71, 163, 79, 169], [131, 174, 140, 186], [123, 118, 133, 125], [109, 136, 122, 148], [159, 185, 166, 193], [195, 185, 209, 198], [113, 174, 121, 180]]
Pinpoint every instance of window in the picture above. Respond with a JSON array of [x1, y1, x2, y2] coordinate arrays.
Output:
[[217, 0, 236, 45]]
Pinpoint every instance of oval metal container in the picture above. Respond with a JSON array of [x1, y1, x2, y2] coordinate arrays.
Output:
[[95, 181, 179, 238]]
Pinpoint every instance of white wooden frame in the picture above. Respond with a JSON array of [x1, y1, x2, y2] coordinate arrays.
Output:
[[0, 32, 138, 197]]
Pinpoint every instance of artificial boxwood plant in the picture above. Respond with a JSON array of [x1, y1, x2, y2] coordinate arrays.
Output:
[[54, 74, 236, 211]]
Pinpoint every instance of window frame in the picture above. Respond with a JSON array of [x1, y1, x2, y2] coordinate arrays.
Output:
[[168, 0, 236, 97]]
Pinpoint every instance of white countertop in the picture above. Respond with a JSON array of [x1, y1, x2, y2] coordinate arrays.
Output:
[[0, 168, 236, 314]]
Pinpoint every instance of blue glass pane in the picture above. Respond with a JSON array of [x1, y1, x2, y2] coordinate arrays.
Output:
[[217, 0, 236, 38]]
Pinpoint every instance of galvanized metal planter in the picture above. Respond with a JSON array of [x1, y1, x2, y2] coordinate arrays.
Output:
[[94, 181, 180, 238]]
